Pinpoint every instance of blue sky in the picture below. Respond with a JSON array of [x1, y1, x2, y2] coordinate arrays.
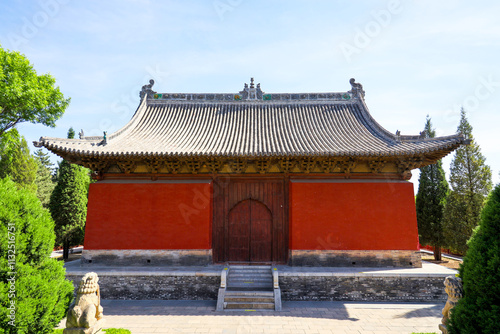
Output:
[[1, 0, 499, 187]]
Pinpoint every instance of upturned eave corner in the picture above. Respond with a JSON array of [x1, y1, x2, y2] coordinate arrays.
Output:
[[33, 137, 44, 148]]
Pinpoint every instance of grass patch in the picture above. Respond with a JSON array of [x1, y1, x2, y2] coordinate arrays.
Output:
[[103, 329, 132, 334]]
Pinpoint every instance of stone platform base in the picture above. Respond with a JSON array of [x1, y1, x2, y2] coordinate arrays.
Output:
[[279, 272, 446, 302], [64, 261, 453, 302], [81, 249, 212, 266], [65, 265, 222, 300], [289, 250, 422, 268]]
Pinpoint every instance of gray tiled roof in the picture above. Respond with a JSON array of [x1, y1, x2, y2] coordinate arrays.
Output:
[[35, 80, 466, 160]]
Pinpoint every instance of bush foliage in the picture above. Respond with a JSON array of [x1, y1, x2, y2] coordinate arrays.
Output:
[[0, 177, 74, 334], [449, 183, 500, 333]]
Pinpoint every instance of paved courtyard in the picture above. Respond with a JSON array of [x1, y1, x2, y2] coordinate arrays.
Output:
[[57, 300, 444, 334]]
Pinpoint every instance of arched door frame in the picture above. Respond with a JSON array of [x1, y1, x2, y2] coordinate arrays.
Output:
[[212, 178, 287, 264]]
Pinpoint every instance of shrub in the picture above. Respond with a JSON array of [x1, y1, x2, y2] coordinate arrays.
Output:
[[449, 184, 500, 333], [0, 177, 74, 334]]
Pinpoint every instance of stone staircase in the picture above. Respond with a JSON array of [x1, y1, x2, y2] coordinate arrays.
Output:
[[216, 265, 282, 311]]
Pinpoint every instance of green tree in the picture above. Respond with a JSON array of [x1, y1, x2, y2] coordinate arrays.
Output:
[[448, 183, 500, 333], [0, 45, 69, 137], [416, 116, 450, 260], [0, 129, 37, 192], [49, 128, 90, 260], [0, 177, 74, 334], [443, 108, 492, 254], [34, 149, 55, 208]]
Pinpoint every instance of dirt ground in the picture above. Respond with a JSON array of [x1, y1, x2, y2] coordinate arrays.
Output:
[[421, 253, 462, 270], [56, 252, 82, 263]]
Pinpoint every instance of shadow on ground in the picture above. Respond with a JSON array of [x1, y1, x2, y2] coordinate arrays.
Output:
[[100, 300, 360, 321], [393, 304, 443, 319]]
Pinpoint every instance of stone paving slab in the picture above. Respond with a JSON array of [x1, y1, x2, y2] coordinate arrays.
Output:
[[57, 300, 444, 334], [277, 262, 457, 277]]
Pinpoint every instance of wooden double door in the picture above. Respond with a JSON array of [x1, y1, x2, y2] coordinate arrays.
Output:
[[228, 199, 272, 262], [213, 178, 287, 264]]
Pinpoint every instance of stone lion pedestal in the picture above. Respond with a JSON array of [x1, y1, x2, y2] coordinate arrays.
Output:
[[64, 272, 105, 334]]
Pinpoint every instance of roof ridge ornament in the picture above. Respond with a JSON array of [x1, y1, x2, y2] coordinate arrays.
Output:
[[349, 78, 365, 99], [140, 79, 157, 99], [239, 77, 264, 100]]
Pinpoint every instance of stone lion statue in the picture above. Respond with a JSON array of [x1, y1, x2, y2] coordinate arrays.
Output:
[[64, 272, 104, 334], [439, 275, 463, 334]]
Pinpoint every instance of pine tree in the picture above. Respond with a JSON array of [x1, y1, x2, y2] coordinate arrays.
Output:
[[34, 149, 55, 208], [448, 183, 500, 333], [443, 108, 492, 254], [49, 128, 90, 260], [0, 129, 38, 192], [416, 116, 450, 260]]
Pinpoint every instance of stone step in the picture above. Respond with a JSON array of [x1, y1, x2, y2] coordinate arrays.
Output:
[[225, 296, 274, 303], [229, 271, 271, 276], [229, 270, 271, 274], [228, 282, 273, 287], [227, 274, 273, 279], [227, 277, 273, 282], [225, 302, 275, 309], [227, 286, 273, 291], [219, 265, 278, 311], [229, 269, 271, 272], [225, 291, 274, 297], [229, 265, 271, 269], [227, 281, 273, 286], [229, 268, 271, 275]]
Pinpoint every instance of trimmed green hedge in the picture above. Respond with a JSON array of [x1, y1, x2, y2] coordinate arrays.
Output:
[[0, 178, 74, 334], [449, 184, 500, 333]]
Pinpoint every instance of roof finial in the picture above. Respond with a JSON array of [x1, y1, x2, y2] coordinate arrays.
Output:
[[139, 79, 157, 99], [250, 77, 255, 89], [349, 78, 365, 99]]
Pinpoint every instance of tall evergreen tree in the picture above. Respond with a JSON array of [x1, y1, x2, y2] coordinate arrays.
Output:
[[443, 108, 492, 254], [34, 149, 55, 208], [0, 129, 37, 192], [49, 128, 90, 260], [416, 116, 450, 260], [448, 183, 500, 333]]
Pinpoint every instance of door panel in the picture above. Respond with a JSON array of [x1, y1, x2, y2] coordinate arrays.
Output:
[[228, 200, 251, 262], [250, 201, 272, 262]]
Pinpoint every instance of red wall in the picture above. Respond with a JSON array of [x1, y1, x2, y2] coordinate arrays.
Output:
[[290, 181, 419, 250], [84, 182, 212, 250]]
